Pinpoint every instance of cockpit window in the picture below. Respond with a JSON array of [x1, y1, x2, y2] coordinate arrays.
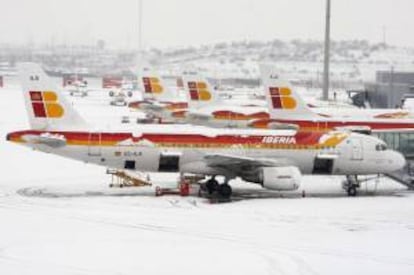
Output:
[[376, 144, 387, 151]]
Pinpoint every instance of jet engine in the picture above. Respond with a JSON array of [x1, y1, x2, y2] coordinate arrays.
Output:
[[260, 166, 301, 191]]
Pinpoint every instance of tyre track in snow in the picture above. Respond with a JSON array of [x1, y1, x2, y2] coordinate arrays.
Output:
[[17, 198, 414, 269], [6, 185, 414, 274], [10, 187, 319, 274], [0, 245, 119, 275]]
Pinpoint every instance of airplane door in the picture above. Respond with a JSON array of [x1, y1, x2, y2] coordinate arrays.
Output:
[[88, 132, 102, 156], [158, 152, 180, 172], [351, 138, 363, 160], [312, 157, 334, 174]]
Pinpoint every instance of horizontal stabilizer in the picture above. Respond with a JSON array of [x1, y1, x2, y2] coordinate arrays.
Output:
[[22, 133, 67, 148]]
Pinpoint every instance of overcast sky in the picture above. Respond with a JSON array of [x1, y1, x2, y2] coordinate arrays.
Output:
[[1, 0, 412, 49]]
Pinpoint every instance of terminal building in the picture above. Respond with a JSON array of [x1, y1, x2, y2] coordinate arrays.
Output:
[[362, 71, 414, 160], [364, 71, 414, 108], [358, 71, 414, 186], [372, 132, 414, 160]]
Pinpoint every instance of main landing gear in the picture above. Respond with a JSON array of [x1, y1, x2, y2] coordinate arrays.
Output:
[[342, 175, 361, 197], [204, 176, 232, 199]]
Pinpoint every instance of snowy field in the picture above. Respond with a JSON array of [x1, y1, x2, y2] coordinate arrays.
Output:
[[1, 83, 414, 275]]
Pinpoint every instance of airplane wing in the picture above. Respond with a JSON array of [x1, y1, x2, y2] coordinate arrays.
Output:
[[248, 119, 299, 130], [187, 112, 213, 121], [334, 125, 372, 134], [204, 153, 292, 172], [143, 102, 167, 112]]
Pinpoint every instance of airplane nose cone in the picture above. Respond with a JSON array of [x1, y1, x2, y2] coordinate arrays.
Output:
[[389, 151, 406, 172]]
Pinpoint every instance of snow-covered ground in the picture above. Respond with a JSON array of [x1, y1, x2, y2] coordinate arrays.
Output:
[[1, 85, 414, 275]]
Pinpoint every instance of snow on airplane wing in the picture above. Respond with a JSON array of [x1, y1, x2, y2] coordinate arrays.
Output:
[[204, 154, 291, 171], [187, 111, 213, 121], [142, 101, 168, 112]]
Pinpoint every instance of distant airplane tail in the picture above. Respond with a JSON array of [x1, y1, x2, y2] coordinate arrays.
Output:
[[260, 65, 318, 119], [18, 63, 88, 130], [182, 72, 218, 108], [139, 68, 174, 101]]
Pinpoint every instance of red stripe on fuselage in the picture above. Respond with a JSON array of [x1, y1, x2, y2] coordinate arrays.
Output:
[[7, 130, 324, 146]]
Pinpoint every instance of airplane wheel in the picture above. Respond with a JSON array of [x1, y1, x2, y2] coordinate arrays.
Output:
[[218, 184, 232, 198], [205, 179, 219, 194], [347, 186, 357, 197]]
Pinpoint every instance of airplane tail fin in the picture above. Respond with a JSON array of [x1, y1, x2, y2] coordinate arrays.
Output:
[[182, 72, 218, 108], [139, 68, 174, 101], [260, 65, 318, 119], [18, 63, 88, 130]]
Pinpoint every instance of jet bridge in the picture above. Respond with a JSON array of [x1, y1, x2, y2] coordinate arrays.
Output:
[[386, 161, 414, 190]]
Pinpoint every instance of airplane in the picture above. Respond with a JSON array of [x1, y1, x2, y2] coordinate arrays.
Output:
[[128, 70, 273, 127], [108, 82, 135, 107], [128, 70, 265, 113], [6, 63, 406, 198], [65, 79, 89, 97], [128, 69, 188, 113], [249, 66, 414, 134], [128, 71, 289, 129], [181, 72, 265, 108], [168, 72, 273, 127], [170, 71, 401, 132]]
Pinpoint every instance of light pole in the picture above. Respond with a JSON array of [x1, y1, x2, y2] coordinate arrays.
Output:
[[137, 0, 144, 66], [138, 0, 143, 52], [322, 0, 331, 101]]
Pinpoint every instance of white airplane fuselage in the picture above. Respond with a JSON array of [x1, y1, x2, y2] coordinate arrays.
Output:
[[7, 125, 406, 183]]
